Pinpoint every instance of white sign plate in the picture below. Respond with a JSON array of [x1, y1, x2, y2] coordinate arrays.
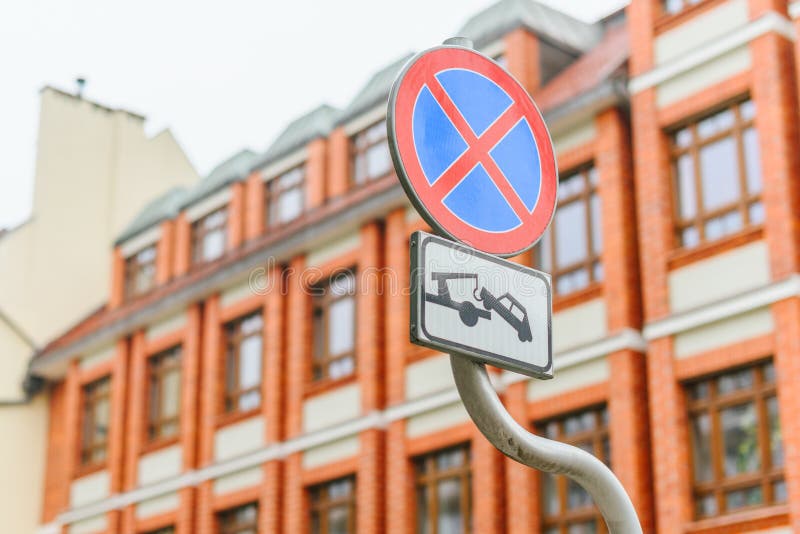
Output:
[[410, 231, 553, 379]]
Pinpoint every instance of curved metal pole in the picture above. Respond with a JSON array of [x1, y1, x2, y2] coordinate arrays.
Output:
[[450, 355, 642, 534]]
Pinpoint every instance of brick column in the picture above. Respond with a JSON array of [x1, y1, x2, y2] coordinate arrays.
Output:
[[176, 487, 196, 534], [261, 265, 284, 534], [124, 331, 146, 491], [472, 429, 505, 534], [771, 297, 800, 530], [198, 295, 221, 467], [42, 371, 77, 521], [244, 171, 265, 241], [109, 247, 125, 309], [750, 30, 800, 278], [227, 181, 245, 251], [108, 339, 129, 494], [504, 28, 539, 93], [196, 481, 214, 534], [327, 127, 350, 199], [385, 209, 412, 534], [285, 256, 308, 440], [307, 137, 328, 210], [504, 381, 537, 534], [283, 453, 306, 534], [173, 212, 191, 277], [358, 429, 386, 534], [156, 220, 175, 285], [647, 337, 692, 534], [181, 304, 202, 470]]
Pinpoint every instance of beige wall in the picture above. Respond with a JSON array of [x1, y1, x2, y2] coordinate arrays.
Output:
[[0, 87, 198, 534]]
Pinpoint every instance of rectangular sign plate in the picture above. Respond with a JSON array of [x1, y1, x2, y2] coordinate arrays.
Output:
[[410, 231, 553, 379]]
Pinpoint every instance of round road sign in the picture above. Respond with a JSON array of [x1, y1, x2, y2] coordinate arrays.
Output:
[[388, 44, 558, 257]]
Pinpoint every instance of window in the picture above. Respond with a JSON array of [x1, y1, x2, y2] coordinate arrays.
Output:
[[265, 165, 305, 227], [147, 346, 181, 441], [144, 528, 174, 534], [191, 207, 228, 264], [218, 502, 258, 534], [224, 312, 263, 413], [124, 244, 157, 299], [311, 270, 356, 382], [351, 120, 392, 185], [534, 165, 602, 295], [415, 444, 471, 534], [309, 476, 356, 534], [670, 98, 762, 249], [662, 0, 704, 15], [80, 376, 111, 466], [687, 361, 784, 519], [537, 406, 610, 534]]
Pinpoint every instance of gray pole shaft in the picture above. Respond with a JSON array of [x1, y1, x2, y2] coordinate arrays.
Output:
[[450, 355, 642, 533]]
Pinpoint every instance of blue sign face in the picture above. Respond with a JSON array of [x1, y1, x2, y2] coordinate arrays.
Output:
[[390, 46, 558, 257]]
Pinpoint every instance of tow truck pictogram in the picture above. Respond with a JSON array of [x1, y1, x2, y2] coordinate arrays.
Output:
[[425, 271, 533, 341]]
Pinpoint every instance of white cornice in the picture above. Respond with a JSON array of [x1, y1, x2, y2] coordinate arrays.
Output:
[[629, 11, 795, 94], [789, 1, 800, 19]]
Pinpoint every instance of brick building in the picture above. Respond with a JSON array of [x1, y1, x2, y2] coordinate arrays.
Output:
[[28, 0, 800, 533]]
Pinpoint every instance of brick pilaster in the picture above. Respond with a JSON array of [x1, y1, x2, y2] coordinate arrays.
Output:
[[307, 137, 328, 210], [196, 481, 214, 534], [358, 221, 384, 412], [327, 127, 350, 199], [357, 429, 386, 534], [285, 256, 308, 440], [124, 330, 147, 490], [647, 337, 692, 534], [283, 453, 306, 534], [109, 247, 125, 309], [227, 181, 245, 251], [260, 460, 283, 534], [472, 429, 505, 534], [244, 171, 265, 241], [173, 212, 191, 277], [176, 487, 196, 534], [504, 28, 540, 93], [386, 420, 412, 534], [181, 304, 202, 470], [750, 31, 800, 278], [42, 380, 71, 521], [108, 339, 129, 493], [198, 295, 221, 467], [385, 208, 409, 407], [264, 264, 284, 444], [156, 219, 175, 285], [504, 381, 538, 534]]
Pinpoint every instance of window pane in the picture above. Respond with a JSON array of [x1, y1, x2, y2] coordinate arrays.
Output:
[[721, 402, 760, 476], [697, 109, 735, 139], [695, 494, 717, 518], [436, 478, 463, 534], [329, 297, 355, 355], [767, 396, 783, 468], [725, 485, 763, 511], [239, 336, 262, 390], [202, 229, 226, 261], [554, 201, 588, 268], [567, 522, 597, 534], [749, 201, 765, 225], [704, 211, 742, 241], [717, 368, 754, 395], [93, 395, 110, 443], [161, 368, 181, 419], [690, 413, 713, 483], [436, 447, 466, 470], [365, 144, 392, 179], [567, 479, 593, 510], [328, 356, 355, 380], [328, 506, 349, 534], [699, 137, 740, 211], [542, 473, 560, 516], [559, 172, 585, 200], [774, 480, 788, 503], [590, 193, 602, 255], [417, 484, 430, 534], [675, 154, 697, 219], [743, 128, 762, 194], [278, 187, 304, 223], [682, 227, 700, 248]]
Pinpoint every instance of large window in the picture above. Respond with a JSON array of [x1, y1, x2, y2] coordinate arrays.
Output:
[[687, 361, 784, 519], [351, 120, 392, 185], [80, 376, 111, 466], [538, 406, 610, 534], [218, 502, 258, 534], [147, 346, 181, 441], [535, 165, 602, 295], [191, 207, 228, 265], [309, 476, 356, 534], [670, 98, 762, 249], [415, 444, 471, 534], [124, 244, 157, 299], [224, 312, 263, 413], [311, 270, 356, 383], [265, 165, 305, 227]]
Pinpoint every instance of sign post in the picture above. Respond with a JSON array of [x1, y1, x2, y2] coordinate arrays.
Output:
[[389, 36, 642, 533]]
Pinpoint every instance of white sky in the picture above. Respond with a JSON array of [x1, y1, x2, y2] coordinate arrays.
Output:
[[0, 0, 627, 229]]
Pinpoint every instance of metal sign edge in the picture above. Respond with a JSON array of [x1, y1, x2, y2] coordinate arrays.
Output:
[[388, 43, 560, 259], [409, 230, 554, 379]]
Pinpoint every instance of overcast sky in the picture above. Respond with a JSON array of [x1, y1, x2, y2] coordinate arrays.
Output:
[[0, 0, 627, 229]]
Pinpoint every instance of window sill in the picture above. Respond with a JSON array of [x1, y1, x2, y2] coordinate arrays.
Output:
[[304, 374, 359, 399], [552, 282, 603, 313], [216, 407, 262, 429], [73, 460, 108, 479], [685, 503, 789, 533], [654, 0, 726, 35], [668, 226, 763, 271], [140, 435, 180, 455]]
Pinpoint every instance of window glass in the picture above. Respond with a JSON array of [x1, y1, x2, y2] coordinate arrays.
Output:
[[80, 376, 111, 465], [352, 120, 392, 185], [415, 444, 471, 534], [124, 244, 157, 299], [147, 346, 181, 441], [267, 165, 305, 227], [312, 270, 356, 382], [310, 476, 355, 534], [218, 502, 258, 534], [191, 208, 228, 264], [224, 312, 263, 413]]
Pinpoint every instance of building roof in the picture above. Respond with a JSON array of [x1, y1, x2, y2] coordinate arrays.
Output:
[[458, 0, 602, 53], [337, 53, 414, 126], [178, 149, 259, 209], [115, 186, 187, 245], [252, 104, 341, 170]]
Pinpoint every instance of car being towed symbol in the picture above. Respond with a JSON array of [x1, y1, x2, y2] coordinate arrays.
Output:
[[424, 271, 533, 342]]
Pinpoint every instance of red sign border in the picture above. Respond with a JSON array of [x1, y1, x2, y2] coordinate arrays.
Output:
[[388, 45, 558, 258]]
